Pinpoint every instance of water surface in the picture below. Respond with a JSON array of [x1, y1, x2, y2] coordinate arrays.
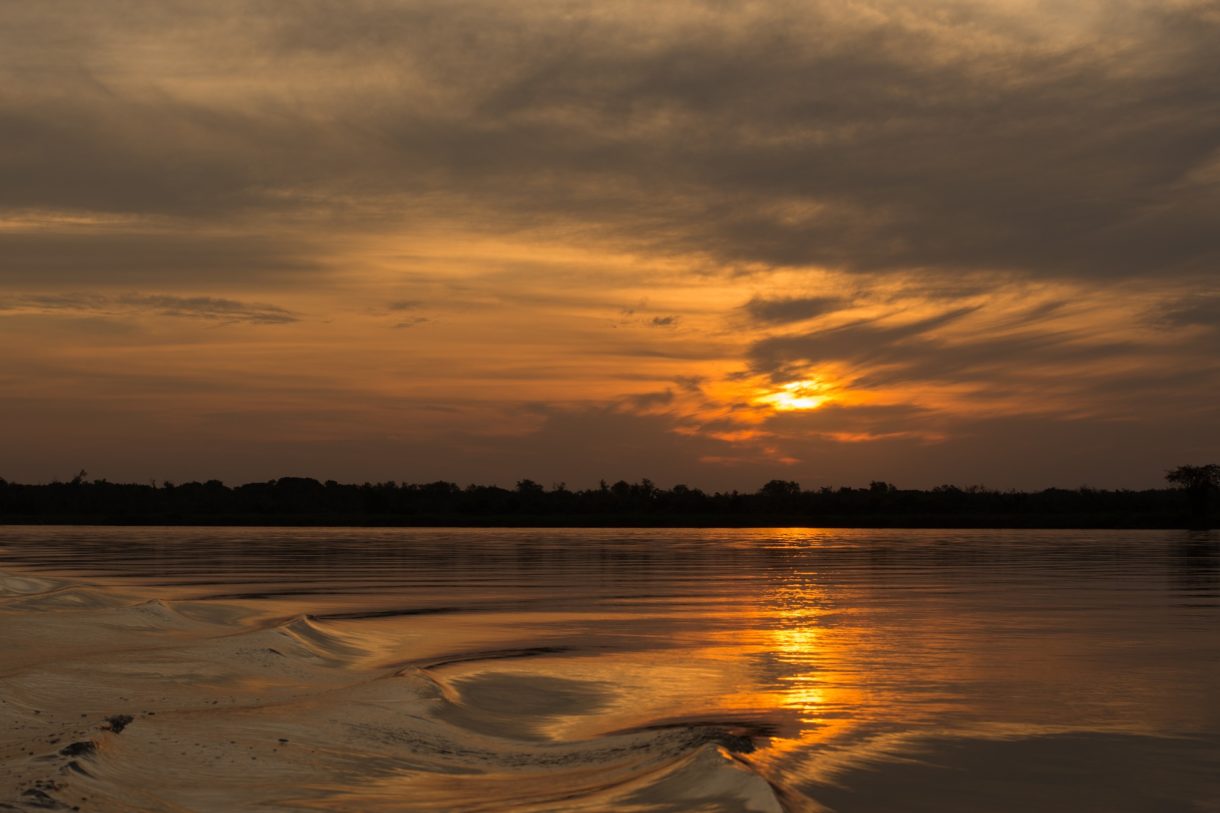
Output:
[[1, 527, 1218, 811]]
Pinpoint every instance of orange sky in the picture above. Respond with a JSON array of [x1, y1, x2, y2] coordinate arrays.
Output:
[[1, 0, 1217, 488]]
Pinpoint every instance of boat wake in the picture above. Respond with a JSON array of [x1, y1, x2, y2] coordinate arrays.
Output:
[[0, 569, 806, 812]]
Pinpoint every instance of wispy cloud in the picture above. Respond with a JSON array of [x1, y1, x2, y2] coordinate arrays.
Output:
[[0, 293, 300, 324], [117, 295, 299, 324], [748, 307, 981, 378]]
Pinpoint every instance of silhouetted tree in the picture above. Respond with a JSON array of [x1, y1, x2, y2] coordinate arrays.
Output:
[[1166, 464, 1220, 527], [515, 479, 544, 494], [759, 480, 801, 498]]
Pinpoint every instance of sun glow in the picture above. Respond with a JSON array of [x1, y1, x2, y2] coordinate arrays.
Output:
[[757, 379, 828, 412]]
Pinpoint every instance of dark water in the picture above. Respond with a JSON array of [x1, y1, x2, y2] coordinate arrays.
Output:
[[1, 527, 1218, 812]]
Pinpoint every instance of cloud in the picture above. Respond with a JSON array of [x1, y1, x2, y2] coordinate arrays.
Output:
[[0, 292, 299, 324], [117, 295, 299, 324], [743, 295, 845, 325], [673, 375, 705, 393], [1154, 294, 1220, 328], [748, 306, 980, 378], [621, 389, 675, 410], [0, 230, 324, 286], [737, 293, 1218, 428], [0, 293, 108, 312]]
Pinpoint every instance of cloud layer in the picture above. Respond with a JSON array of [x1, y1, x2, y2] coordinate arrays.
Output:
[[1, 0, 1217, 486], [5, 1, 1219, 278]]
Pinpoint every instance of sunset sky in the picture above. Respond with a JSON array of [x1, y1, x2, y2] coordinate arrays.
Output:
[[2, 0, 1218, 490]]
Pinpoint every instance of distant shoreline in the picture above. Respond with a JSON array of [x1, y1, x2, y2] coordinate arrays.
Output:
[[1, 476, 1211, 530], [0, 517, 1201, 530]]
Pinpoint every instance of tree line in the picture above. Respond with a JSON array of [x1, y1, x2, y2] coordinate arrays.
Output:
[[0, 467, 1215, 527]]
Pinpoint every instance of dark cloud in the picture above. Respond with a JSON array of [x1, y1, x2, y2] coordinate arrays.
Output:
[[673, 375, 705, 393], [749, 307, 979, 378], [743, 295, 845, 325], [2, 1, 1217, 282], [1154, 294, 1220, 328], [622, 389, 675, 410], [857, 335, 1138, 391], [0, 293, 108, 312], [650, 316, 678, 327], [0, 231, 323, 286], [116, 295, 299, 324], [0, 292, 299, 324]]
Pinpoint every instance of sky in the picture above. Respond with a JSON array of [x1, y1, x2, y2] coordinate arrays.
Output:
[[2, 0, 1218, 490]]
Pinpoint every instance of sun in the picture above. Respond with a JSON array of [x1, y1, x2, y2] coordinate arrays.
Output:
[[756, 379, 828, 412]]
